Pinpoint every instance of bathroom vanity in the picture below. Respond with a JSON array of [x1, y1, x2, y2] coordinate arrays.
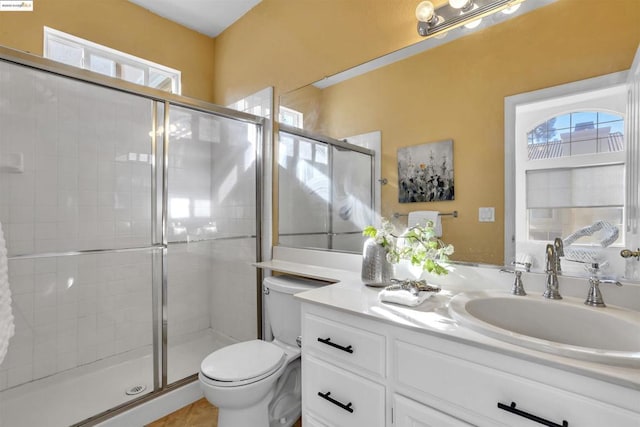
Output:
[[257, 248, 640, 427]]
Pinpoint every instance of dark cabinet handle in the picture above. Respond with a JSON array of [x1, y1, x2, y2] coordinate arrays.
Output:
[[318, 391, 354, 413], [317, 337, 353, 353], [498, 401, 568, 427]]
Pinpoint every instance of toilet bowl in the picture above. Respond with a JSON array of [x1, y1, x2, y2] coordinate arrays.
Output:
[[198, 275, 322, 427]]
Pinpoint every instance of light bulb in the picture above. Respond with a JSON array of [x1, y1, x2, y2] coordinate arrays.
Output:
[[449, 0, 472, 9], [415, 1, 435, 22], [434, 30, 448, 40], [464, 17, 482, 29], [462, 4, 481, 29], [502, 3, 521, 14]]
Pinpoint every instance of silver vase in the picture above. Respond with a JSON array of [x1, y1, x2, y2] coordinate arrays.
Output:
[[361, 238, 394, 286]]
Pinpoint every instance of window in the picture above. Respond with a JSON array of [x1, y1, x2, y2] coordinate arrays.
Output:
[[514, 83, 628, 264], [279, 106, 304, 128], [43, 27, 181, 94], [527, 111, 624, 160], [523, 111, 625, 244], [227, 87, 273, 119]]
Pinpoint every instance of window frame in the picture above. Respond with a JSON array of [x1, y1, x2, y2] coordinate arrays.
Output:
[[43, 26, 181, 94], [504, 71, 629, 269]]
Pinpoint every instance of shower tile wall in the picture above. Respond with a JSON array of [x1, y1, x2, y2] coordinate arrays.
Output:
[[0, 68, 153, 254], [0, 61, 259, 393], [167, 107, 258, 361], [0, 62, 155, 391], [1, 252, 153, 390], [209, 237, 257, 342]]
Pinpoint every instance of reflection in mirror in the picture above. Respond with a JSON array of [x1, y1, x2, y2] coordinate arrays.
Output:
[[278, 0, 639, 275], [278, 125, 375, 253], [506, 68, 640, 282]]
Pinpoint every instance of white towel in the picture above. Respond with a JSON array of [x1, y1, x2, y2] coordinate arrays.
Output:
[[378, 289, 436, 307], [407, 211, 442, 237], [0, 220, 14, 366]]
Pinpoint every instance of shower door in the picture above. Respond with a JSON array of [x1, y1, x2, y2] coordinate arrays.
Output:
[[278, 126, 374, 252], [331, 146, 374, 251], [165, 104, 260, 384], [0, 49, 265, 427], [0, 59, 159, 426]]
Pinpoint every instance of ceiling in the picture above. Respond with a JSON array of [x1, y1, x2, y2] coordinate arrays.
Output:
[[127, 0, 262, 37]]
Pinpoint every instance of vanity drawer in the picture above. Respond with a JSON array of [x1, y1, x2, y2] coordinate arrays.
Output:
[[303, 354, 385, 427], [394, 394, 473, 427], [302, 413, 329, 427], [395, 339, 640, 427], [303, 312, 386, 377]]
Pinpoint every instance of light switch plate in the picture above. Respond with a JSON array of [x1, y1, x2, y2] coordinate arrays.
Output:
[[479, 207, 495, 222]]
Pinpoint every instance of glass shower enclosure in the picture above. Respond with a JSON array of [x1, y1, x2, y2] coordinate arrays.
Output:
[[278, 125, 375, 253], [0, 47, 265, 426]]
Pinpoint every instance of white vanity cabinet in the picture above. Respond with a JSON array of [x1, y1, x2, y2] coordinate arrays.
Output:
[[301, 306, 387, 427], [393, 394, 472, 427], [300, 302, 640, 427]]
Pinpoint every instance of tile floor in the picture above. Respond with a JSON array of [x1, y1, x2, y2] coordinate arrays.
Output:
[[146, 398, 303, 427]]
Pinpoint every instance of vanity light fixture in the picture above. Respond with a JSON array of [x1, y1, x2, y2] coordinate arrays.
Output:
[[449, 0, 474, 11], [416, 0, 526, 38], [501, 3, 521, 14]]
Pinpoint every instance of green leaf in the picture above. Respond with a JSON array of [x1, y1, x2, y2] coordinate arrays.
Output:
[[363, 226, 378, 238]]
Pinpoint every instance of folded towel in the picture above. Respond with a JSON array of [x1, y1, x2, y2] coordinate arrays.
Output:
[[379, 288, 436, 307], [407, 211, 442, 237]]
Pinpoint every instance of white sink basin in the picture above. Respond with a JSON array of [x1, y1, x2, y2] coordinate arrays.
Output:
[[449, 291, 640, 367]]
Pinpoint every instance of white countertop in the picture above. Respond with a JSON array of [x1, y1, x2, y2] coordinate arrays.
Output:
[[256, 248, 640, 392]]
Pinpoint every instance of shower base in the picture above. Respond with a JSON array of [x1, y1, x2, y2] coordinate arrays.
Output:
[[0, 328, 235, 427]]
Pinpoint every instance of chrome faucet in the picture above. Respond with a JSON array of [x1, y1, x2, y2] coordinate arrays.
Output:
[[584, 263, 622, 307], [553, 237, 564, 274], [500, 268, 527, 296], [543, 243, 562, 300]]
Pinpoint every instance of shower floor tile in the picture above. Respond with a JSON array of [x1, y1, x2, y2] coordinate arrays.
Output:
[[0, 328, 234, 427], [146, 398, 302, 427]]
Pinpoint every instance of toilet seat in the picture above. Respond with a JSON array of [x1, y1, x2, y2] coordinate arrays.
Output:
[[200, 340, 286, 387]]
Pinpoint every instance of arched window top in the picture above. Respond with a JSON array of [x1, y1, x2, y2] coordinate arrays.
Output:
[[527, 110, 624, 160]]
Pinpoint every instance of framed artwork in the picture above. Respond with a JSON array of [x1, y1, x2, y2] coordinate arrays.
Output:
[[398, 139, 454, 203]]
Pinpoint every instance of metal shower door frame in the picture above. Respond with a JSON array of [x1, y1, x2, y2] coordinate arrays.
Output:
[[0, 45, 268, 425]]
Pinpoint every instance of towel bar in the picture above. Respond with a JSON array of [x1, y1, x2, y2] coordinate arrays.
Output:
[[393, 211, 458, 219]]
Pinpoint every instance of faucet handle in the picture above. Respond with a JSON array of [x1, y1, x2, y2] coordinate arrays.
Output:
[[585, 276, 622, 307], [511, 260, 531, 272], [500, 268, 526, 296], [598, 278, 623, 287], [585, 262, 600, 275]]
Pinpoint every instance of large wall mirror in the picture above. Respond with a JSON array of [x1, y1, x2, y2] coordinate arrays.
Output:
[[276, 0, 640, 281]]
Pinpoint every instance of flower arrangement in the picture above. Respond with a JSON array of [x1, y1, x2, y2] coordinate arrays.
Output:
[[363, 218, 454, 276]]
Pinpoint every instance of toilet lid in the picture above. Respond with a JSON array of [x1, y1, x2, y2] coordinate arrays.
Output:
[[200, 340, 286, 383]]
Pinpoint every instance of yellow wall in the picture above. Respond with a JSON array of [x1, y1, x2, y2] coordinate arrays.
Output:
[[217, 0, 640, 264], [314, 0, 640, 263], [0, 0, 215, 101], [212, 0, 442, 104], [0, 1, 638, 264]]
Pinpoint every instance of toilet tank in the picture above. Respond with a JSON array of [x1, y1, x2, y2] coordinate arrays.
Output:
[[264, 275, 324, 347]]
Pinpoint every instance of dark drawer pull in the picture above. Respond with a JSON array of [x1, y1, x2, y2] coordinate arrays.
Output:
[[498, 401, 568, 427], [317, 337, 353, 353], [318, 391, 354, 413]]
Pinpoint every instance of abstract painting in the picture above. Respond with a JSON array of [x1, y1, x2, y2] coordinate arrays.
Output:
[[398, 139, 454, 203]]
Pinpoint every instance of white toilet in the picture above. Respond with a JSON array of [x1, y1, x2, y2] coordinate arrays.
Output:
[[198, 275, 321, 427]]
